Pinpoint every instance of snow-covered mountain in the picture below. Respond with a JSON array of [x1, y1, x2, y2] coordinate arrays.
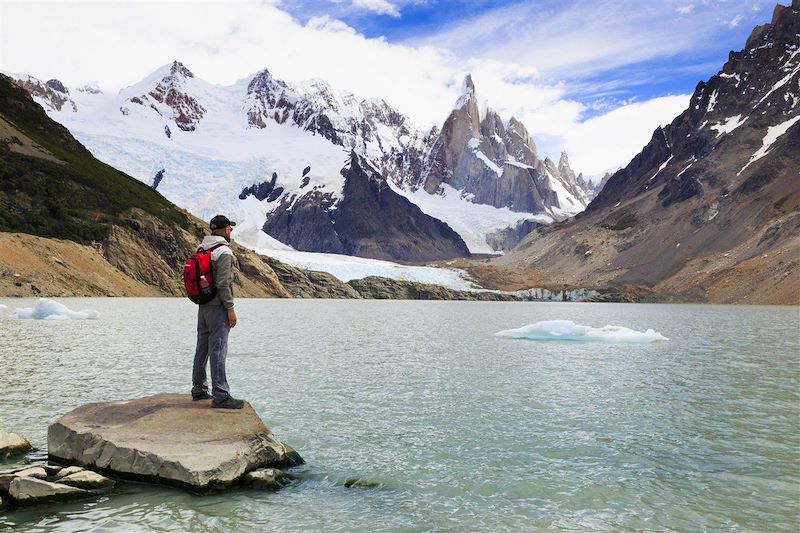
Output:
[[8, 62, 593, 259]]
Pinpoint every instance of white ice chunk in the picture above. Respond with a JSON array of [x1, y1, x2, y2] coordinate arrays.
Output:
[[495, 320, 668, 343], [11, 298, 99, 320]]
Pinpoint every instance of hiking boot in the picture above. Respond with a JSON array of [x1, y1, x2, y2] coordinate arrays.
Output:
[[211, 397, 245, 409], [192, 392, 212, 401]]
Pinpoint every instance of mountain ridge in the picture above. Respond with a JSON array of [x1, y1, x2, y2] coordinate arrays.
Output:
[[498, 1, 800, 304], [6, 61, 595, 258]]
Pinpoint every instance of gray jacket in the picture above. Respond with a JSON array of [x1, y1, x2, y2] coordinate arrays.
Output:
[[198, 235, 236, 309]]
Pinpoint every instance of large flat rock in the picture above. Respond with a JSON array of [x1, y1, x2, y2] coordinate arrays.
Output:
[[47, 394, 303, 491]]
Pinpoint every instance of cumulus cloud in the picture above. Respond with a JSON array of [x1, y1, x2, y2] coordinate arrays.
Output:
[[726, 14, 743, 28], [352, 0, 401, 18]]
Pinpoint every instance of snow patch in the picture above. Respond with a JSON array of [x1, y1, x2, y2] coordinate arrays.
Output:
[[475, 151, 502, 176], [707, 89, 718, 112], [737, 115, 800, 175], [11, 299, 98, 320], [504, 160, 534, 170], [648, 155, 674, 181], [710, 114, 747, 137], [495, 320, 668, 343]]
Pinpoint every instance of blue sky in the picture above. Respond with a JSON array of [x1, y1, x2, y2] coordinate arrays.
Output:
[[0, 0, 782, 174], [279, 0, 776, 119]]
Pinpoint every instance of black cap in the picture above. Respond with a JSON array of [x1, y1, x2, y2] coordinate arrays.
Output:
[[209, 215, 236, 230]]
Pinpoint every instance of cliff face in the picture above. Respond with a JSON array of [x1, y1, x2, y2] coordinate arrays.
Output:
[[500, 2, 800, 304], [262, 152, 470, 263]]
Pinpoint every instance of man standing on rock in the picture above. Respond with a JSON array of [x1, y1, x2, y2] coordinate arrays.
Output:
[[192, 215, 245, 409]]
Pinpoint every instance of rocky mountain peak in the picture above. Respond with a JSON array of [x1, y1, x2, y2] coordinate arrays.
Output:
[[45, 79, 68, 95], [121, 61, 206, 131], [169, 61, 194, 79], [463, 74, 475, 95], [558, 150, 571, 170], [10, 75, 76, 112], [506, 116, 538, 159]]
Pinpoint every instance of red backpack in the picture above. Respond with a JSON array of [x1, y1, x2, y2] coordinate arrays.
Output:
[[183, 243, 227, 304]]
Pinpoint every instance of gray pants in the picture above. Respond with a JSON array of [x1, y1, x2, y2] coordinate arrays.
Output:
[[192, 305, 231, 402]]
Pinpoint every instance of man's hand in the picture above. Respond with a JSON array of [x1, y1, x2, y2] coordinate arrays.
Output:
[[227, 308, 237, 329]]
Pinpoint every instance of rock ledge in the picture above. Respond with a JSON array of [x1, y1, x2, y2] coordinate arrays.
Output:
[[47, 393, 303, 491]]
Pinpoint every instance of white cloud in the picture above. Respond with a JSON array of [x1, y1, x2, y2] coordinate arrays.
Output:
[[0, 0, 720, 176], [352, 0, 401, 18], [676, 5, 695, 15], [726, 15, 743, 28], [541, 94, 691, 176]]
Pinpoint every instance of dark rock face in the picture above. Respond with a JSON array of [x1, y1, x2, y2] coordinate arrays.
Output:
[[151, 169, 165, 190], [240, 172, 279, 201], [485, 219, 546, 252], [262, 153, 471, 262]]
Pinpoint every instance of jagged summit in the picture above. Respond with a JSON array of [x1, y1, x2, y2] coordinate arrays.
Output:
[[169, 60, 194, 78], [420, 75, 594, 218], [462, 74, 475, 94]]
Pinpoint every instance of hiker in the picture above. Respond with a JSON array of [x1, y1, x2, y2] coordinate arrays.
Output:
[[190, 214, 244, 409]]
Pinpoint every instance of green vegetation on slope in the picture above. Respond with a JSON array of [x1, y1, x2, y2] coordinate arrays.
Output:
[[0, 74, 190, 244]]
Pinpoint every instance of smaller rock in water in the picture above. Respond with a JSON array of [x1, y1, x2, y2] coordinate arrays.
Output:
[[58, 470, 114, 490], [0, 431, 32, 459], [9, 477, 92, 506], [0, 475, 15, 496], [344, 477, 381, 489], [55, 466, 85, 479], [13, 467, 47, 479], [244, 468, 285, 490]]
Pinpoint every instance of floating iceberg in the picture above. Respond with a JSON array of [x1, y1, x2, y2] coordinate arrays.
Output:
[[11, 298, 99, 320], [496, 320, 667, 343]]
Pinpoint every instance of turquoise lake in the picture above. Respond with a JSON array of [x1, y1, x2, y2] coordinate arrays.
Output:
[[1, 298, 798, 532]]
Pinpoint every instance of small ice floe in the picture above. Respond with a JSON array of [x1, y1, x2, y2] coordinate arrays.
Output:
[[11, 298, 98, 320], [495, 320, 667, 343]]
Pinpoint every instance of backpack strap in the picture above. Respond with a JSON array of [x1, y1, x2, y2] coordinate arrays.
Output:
[[198, 242, 229, 253]]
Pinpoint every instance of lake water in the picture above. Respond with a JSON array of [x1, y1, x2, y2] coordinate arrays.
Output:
[[1, 298, 798, 532]]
